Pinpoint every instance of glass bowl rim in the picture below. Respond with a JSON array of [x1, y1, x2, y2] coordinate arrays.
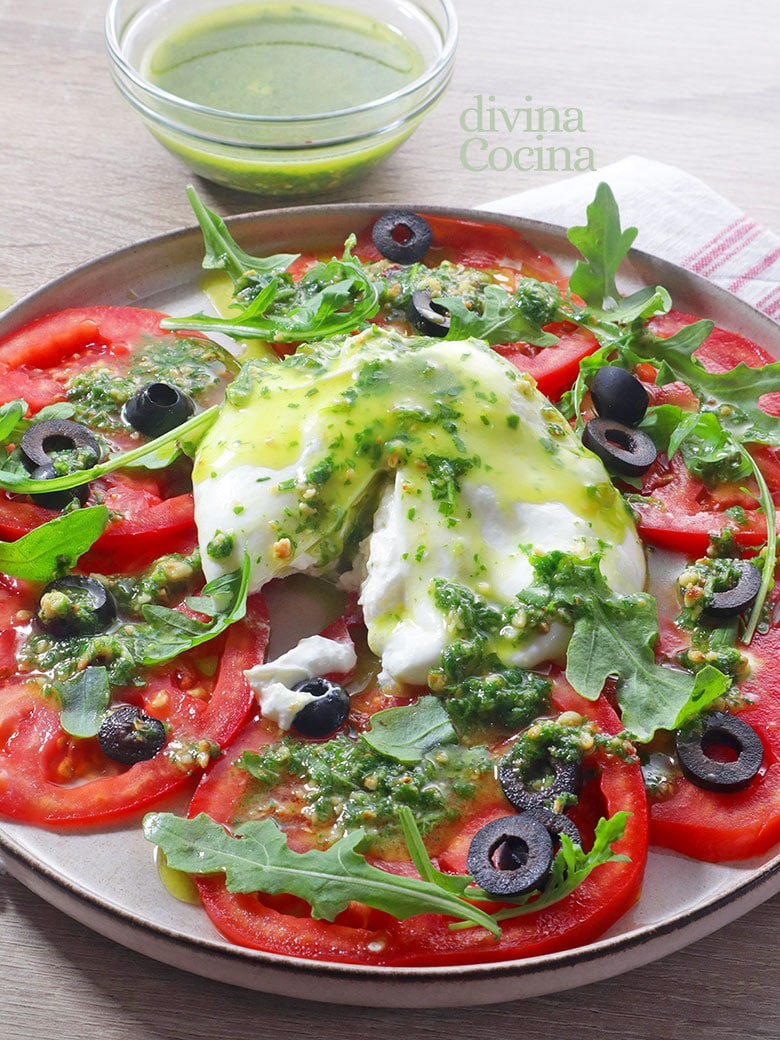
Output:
[[104, 0, 459, 127]]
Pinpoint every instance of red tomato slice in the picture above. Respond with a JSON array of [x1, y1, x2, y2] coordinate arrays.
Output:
[[649, 616, 780, 861], [0, 591, 268, 827], [649, 310, 778, 371], [0, 306, 233, 569], [629, 313, 780, 554], [355, 212, 567, 287], [633, 449, 778, 555], [186, 659, 647, 967], [496, 324, 600, 402]]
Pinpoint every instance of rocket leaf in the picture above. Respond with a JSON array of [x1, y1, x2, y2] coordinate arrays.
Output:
[[142, 811, 500, 935]]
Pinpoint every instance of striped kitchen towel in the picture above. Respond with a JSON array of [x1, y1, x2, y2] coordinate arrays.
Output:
[[482, 156, 780, 324]]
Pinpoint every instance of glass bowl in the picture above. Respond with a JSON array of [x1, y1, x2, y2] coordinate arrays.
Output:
[[104, 0, 458, 197]]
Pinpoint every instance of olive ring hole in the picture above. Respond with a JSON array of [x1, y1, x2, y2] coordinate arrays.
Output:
[[490, 835, 529, 872]]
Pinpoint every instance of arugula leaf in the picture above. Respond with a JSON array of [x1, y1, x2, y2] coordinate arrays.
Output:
[[567, 183, 638, 310], [668, 410, 753, 485], [519, 553, 731, 741], [480, 812, 631, 924], [0, 505, 109, 581], [184, 185, 299, 287], [361, 696, 457, 764], [57, 665, 111, 738], [131, 555, 250, 666], [162, 233, 380, 344], [398, 806, 473, 897], [438, 284, 558, 347], [634, 321, 780, 446], [142, 811, 501, 936], [0, 399, 27, 443], [0, 406, 219, 494], [740, 446, 777, 643]]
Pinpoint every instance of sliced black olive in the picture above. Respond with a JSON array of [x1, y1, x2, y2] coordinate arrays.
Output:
[[123, 382, 195, 438], [590, 366, 649, 427], [704, 559, 762, 620], [37, 575, 117, 638], [371, 211, 433, 265], [676, 712, 763, 793], [522, 804, 582, 848], [291, 676, 350, 738], [408, 289, 451, 337], [498, 755, 582, 813], [467, 814, 554, 898], [20, 418, 101, 471], [582, 418, 657, 477], [98, 705, 166, 764], [29, 462, 91, 511]]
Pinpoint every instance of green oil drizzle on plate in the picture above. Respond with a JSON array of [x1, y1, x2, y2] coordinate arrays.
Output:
[[155, 847, 201, 905]]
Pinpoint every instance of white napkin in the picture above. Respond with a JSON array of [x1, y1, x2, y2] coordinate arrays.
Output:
[[482, 156, 780, 324]]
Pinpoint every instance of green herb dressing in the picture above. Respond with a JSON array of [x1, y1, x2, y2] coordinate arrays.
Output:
[[146, 2, 424, 117], [193, 327, 645, 683]]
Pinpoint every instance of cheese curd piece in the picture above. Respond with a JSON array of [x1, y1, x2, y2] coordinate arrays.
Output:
[[194, 327, 646, 686], [244, 634, 357, 730]]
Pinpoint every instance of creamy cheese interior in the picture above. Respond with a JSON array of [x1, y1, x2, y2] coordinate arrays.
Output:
[[193, 327, 646, 686], [244, 635, 358, 729]]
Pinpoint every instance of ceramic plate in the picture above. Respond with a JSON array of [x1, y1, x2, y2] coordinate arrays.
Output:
[[0, 205, 778, 1008]]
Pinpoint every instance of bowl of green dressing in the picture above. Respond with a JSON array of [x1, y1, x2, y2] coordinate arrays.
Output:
[[105, 0, 458, 196]]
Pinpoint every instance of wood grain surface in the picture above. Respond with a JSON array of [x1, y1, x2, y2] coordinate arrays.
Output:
[[1, 1, 778, 1036]]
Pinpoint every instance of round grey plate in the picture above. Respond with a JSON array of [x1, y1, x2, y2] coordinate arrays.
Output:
[[0, 205, 778, 1008]]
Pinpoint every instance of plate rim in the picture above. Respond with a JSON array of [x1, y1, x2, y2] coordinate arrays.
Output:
[[1, 201, 779, 1006]]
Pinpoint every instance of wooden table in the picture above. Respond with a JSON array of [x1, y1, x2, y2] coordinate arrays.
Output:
[[1, 1, 778, 1036]]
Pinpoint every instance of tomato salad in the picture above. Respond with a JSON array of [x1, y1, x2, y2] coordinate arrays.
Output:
[[0, 185, 777, 967]]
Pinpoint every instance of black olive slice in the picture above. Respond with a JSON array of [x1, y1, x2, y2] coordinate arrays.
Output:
[[20, 418, 101, 471], [676, 712, 763, 793], [123, 382, 195, 438], [37, 575, 117, 638], [371, 211, 433, 265], [408, 289, 451, 337], [467, 814, 554, 898], [590, 366, 649, 427], [522, 804, 582, 847], [291, 677, 350, 738], [498, 755, 583, 813], [29, 462, 91, 511], [704, 559, 762, 620], [98, 705, 167, 764], [582, 418, 657, 477]]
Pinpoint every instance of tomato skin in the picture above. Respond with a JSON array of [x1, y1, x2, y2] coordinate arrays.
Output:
[[187, 663, 647, 967], [355, 213, 567, 287], [0, 305, 230, 565], [0, 306, 169, 370], [630, 314, 780, 554], [649, 618, 780, 861], [633, 450, 776, 555], [496, 324, 600, 402], [0, 481, 197, 575], [649, 310, 777, 371], [0, 593, 268, 827]]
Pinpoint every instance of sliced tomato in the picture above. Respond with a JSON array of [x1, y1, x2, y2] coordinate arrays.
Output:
[[633, 449, 779, 555], [648, 310, 777, 371], [0, 591, 268, 827], [0, 476, 197, 575], [496, 324, 600, 402], [186, 654, 647, 966], [649, 615, 780, 861], [628, 316, 780, 554], [0, 306, 235, 569], [0, 306, 161, 370], [355, 212, 567, 286]]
